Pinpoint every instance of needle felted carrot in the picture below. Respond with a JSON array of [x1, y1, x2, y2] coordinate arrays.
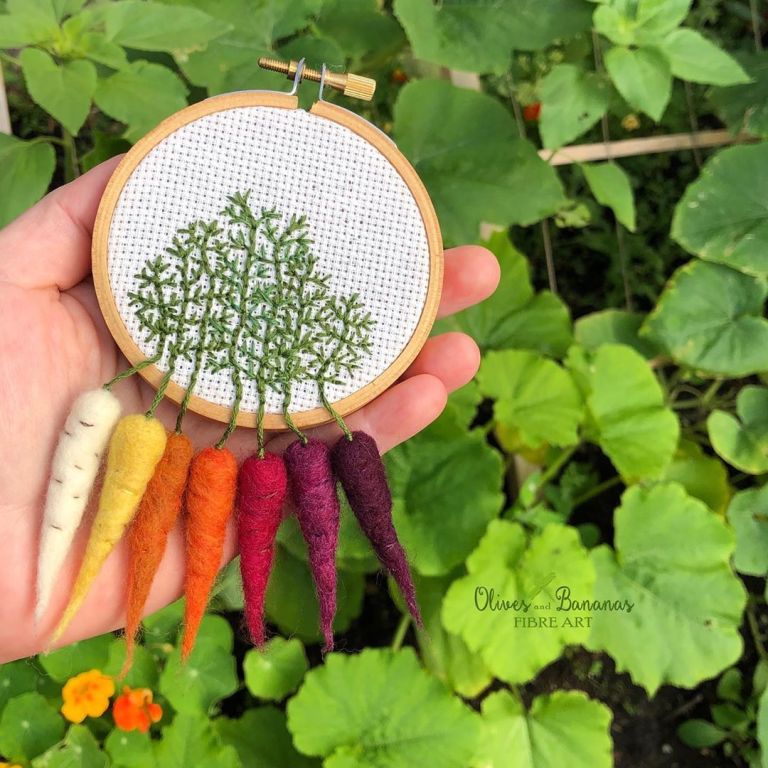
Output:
[[51, 415, 167, 643], [36, 388, 122, 624], [238, 452, 287, 646], [332, 431, 422, 626], [122, 432, 193, 676], [181, 446, 238, 660], [284, 438, 340, 652]]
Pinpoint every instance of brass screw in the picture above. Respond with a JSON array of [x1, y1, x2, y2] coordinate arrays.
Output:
[[258, 57, 376, 102]]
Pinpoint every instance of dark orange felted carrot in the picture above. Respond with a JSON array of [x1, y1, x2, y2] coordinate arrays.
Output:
[[332, 431, 422, 626], [284, 438, 339, 652], [122, 432, 193, 676], [181, 446, 238, 660], [238, 452, 287, 646]]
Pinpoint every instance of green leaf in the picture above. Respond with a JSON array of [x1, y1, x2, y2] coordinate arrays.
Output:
[[410, 572, 492, 698], [710, 52, 768, 138], [141, 599, 183, 645], [103, 639, 159, 690], [0, 692, 66, 762], [575, 310, 660, 359], [539, 64, 611, 148], [604, 45, 671, 121], [216, 707, 319, 768], [582, 162, 636, 231], [588, 344, 679, 480], [286, 648, 481, 768], [587, 483, 746, 694], [641, 260, 768, 375], [7, 0, 83, 22], [243, 638, 308, 702], [81, 131, 131, 173], [32, 725, 107, 768], [717, 667, 744, 704], [593, 0, 692, 45], [394, 79, 565, 244], [266, 547, 364, 643], [0, 0, 59, 46], [39, 633, 113, 683], [393, 0, 591, 72], [0, 133, 55, 228], [728, 485, 768, 576], [677, 719, 727, 748], [104, 729, 155, 768], [385, 424, 504, 576], [0, 659, 43, 715], [94, 61, 188, 144], [78, 32, 130, 70], [20, 48, 96, 135], [672, 144, 768, 276], [662, 439, 731, 515], [757, 685, 768, 764], [159, 615, 238, 714], [442, 521, 595, 685], [708, 387, 768, 474], [436, 232, 572, 357], [660, 29, 750, 86], [155, 713, 240, 768], [474, 689, 613, 768], [477, 350, 584, 449], [101, 0, 230, 52]]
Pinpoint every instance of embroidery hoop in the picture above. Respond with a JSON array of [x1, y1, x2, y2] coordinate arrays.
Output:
[[92, 81, 442, 432]]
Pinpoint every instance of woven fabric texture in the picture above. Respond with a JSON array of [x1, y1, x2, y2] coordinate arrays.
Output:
[[107, 104, 431, 414]]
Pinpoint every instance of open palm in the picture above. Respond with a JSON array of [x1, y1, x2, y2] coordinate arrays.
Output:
[[0, 158, 499, 664]]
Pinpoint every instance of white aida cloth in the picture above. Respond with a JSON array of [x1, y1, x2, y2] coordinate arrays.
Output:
[[107, 103, 431, 414]]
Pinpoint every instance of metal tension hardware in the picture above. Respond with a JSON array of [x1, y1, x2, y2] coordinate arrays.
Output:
[[258, 57, 377, 102]]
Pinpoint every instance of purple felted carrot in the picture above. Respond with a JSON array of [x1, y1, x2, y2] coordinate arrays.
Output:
[[284, 438, 339, 652], [332, 431, 422, 626], [238, 452, 287, 646]]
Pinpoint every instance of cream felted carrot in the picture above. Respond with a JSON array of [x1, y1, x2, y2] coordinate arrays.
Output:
[[51, 415, 167, 643], [35, 388, 122, 623]]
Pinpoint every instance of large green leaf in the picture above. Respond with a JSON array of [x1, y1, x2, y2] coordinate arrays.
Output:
[[473, 690, 612, 768], [442, 521, 595, 685], [20, 48, 96, 134], [94, 61, 188, 143], [604, 45, 671, 121], [672, 144, 768, 276], [393, 0, 591, 72], [104, 729, 155, 768], [39, 633, 113, 682], [727, 485, 768, 576], [0, 134, 55, 228], [574, 309, 660, 359], [32, 725, 107, 768], [660, 29, 749, 86], [641, 260, 768, 375], [394, 79, 565, 244], [587, 344, 679, 480], [708, 386, 768, 474], [662, 439, 731, 515], [538, 64, 611, 149], [0, 0, 59, 46], [477, 350, 584, 449], [286, 648, 481, 768], [587, 483, 746, 694], [582, 161, 636, 231], [594, 0, 692, 45], [0, 692, 66, 762], [243, 638, 308, 702], [155, 713, 240, 768], [386, 422, 504, 576], [101, 0, 230, 52], [103, 638, 159, 690], [711, 52, 768, 138], [0, 660, 43, 715], [436, 232, 572, 357], [216, 707, 319, 768]]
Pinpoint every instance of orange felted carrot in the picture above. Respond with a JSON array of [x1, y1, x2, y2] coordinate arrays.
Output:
[[122, 432, 193, 676], [181, 446, 238, 660]]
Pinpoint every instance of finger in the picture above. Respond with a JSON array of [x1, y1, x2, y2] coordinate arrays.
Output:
[[401, 332, 480, 391], [438, 245, 500, 319], [0, 156, 122, 291]]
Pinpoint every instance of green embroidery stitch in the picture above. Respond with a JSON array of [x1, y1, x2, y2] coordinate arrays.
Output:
[[125, 191, 376, 449]]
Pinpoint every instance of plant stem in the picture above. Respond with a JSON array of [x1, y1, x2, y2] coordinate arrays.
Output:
[[750, 0, 764, 52], [572, 475, 623, 508], [61, 128, 79, 182], [390, 614, 411, 652], [532, 444, 578, 504], [747, 598, 768, 662]]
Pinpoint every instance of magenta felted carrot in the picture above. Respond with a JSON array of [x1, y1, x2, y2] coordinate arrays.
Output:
[[238, 452, 287, 646], [284, 438, 339, 652], [332, 431, 422, 626]]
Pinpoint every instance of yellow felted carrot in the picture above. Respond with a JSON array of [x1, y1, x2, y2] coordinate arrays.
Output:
[[51, 415, 167, 643]]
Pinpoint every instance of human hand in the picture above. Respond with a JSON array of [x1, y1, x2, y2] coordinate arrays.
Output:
[[0, 158, 499, 663]]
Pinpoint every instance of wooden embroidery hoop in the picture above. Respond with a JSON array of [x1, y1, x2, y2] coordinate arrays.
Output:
[[92, 90, 443, 431]]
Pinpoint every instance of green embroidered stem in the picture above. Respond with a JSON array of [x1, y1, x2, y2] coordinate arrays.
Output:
[[104, 353, 161, 390], [282, 390, 307, 443], [320, 383, 352, 440]]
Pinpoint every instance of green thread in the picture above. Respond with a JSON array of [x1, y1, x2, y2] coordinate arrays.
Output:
[[104, 353, 161, 390]]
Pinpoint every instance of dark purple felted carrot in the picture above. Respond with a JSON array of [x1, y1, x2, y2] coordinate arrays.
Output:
[[284, 438, 339, 652], [332, 431, 422, 626], [238, 452, 287, 646]]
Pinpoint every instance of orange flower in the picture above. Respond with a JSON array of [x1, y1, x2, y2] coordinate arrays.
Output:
[[112, 686, 163, 733], [61, 669, 115, 724], [0, 762, 24, 768]]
